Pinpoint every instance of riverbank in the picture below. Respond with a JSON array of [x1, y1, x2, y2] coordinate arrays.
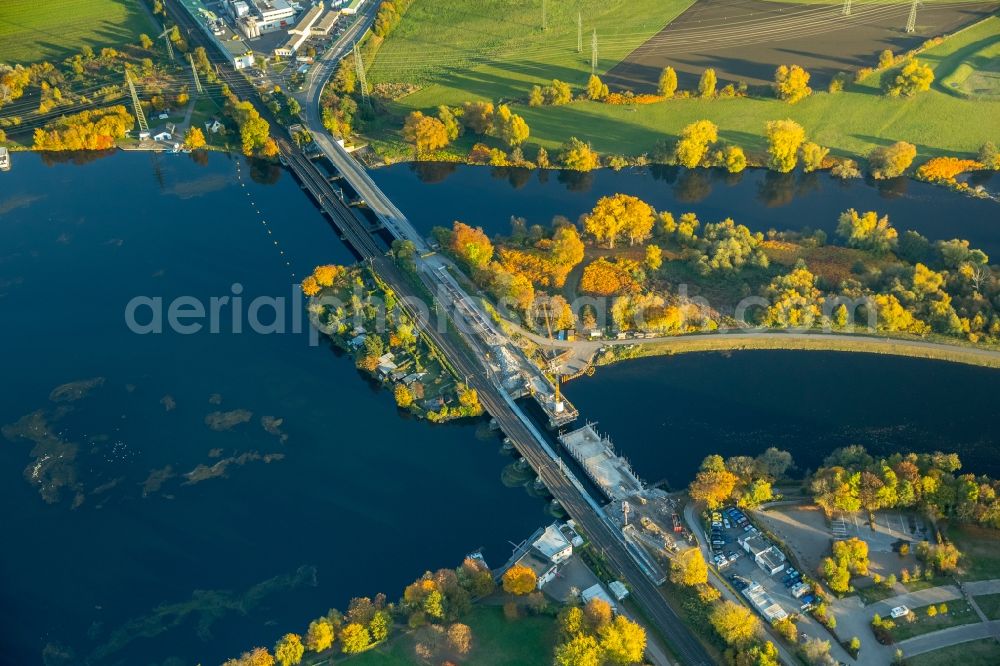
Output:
[[598, 331, 1000, 371]]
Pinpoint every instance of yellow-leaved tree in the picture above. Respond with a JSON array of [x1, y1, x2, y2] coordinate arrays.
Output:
[[502, 563, 537, 595]]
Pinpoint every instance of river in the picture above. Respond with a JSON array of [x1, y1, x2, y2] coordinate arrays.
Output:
[[1, 152, 997, 666]]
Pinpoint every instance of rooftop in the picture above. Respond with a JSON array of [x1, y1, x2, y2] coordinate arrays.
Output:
[[515, 549, 555, 579], [559, 424, 644, 501], [533, 523, 572, 561]]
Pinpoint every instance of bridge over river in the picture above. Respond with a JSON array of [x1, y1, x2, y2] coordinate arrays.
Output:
[[165, 1, 716, 662]]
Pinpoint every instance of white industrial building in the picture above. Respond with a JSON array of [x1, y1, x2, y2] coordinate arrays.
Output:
[[742, 582, 788, 622], [738, 533, 787, 576], [251, 0, 295, 31]]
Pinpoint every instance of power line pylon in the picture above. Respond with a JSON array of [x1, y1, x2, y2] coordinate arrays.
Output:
[[842, 0, 852, 16], [125, 71, 148, 134], [577, 12, 582, 52], [591, 29, 598, 74], [905, 0, 920, 33], [353, 42, 369, 108], [189, 53, 204, 95], [159, 28, 175, 61]]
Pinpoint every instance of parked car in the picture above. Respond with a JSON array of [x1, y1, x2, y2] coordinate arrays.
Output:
[[723, 518, 731, 529]]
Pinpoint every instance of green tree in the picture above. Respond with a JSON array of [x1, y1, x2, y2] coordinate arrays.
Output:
[[423, 589, 445, 619], [274, 634, 304, 666], [836, 209, 897, 254], [978, 141, 1000, 170], [774, 64, 812, 103], [658, 66, 678, 97], [800, 142, 829, 172], [437, 105, 461, 141], [869, 141, 916, 179], [369, 609, 391, 641], [698, 68, 717, 97], [765, 118, 806, 173]]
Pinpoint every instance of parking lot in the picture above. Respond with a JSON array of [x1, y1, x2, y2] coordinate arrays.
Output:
[[704, 507, 815, 621]]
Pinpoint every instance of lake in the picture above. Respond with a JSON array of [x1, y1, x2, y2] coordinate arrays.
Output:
[[1, 152, 998, 666]]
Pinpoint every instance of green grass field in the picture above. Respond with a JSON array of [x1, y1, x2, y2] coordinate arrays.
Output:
[[908, 638, 1000, 666], [938, 22, 1000, 99], [949, 523, 1000, 580], [886, 600, 979, 642], [370, 13, 1000, 165], [0, 0, 155, 64], [972, 592, 1000, 620], [341, 606, 556, 666], [368, 0, 695, 104]]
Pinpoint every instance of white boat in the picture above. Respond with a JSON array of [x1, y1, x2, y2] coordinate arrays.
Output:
[[0, 147, 9, 171]]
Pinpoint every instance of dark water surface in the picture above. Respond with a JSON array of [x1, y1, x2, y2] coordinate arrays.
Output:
[[2, 153, 998, 666], [369, 162, 1000, 257], [562, 351, 1000, 489], [0, 152, 544, 666]]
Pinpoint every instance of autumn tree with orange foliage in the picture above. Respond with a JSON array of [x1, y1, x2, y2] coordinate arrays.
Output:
[[583, 194, 655, 248], [449, 221, 494, 269], [502, 564, 537, 595], [222, 646, 276, 666], [300, 276, 321, 296], [579, 258, 640, 296], [33, 105, 134, 151], [915, 157, 984, 184], [312, 264, 346, 287], [689, 454, 739, 509], [403, 111, 450, 154]]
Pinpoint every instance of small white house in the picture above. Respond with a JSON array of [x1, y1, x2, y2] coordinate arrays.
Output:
[[532, 523, 573, 564], [205, 119, 225, 134], [153, 130, 172, 142]]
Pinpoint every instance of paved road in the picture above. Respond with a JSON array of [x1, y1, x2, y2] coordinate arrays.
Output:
[[896, 619, 1000, 657], [510, 323, 1000, 371]]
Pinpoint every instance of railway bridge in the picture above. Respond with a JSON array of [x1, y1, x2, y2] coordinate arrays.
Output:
[[163, 1, 714, 662]]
